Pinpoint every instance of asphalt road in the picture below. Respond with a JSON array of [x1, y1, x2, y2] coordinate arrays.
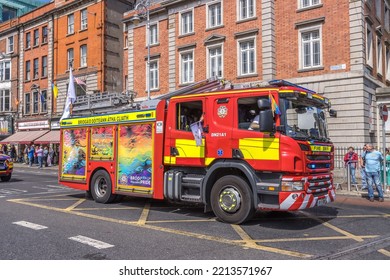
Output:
[[0, 165, 389, 260]]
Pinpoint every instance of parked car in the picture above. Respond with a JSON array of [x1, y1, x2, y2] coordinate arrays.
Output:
[[0, 153, 13, 182]]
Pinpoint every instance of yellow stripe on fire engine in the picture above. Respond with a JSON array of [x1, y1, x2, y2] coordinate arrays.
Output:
[[239, 138, 280, 160], [175, 139, 205, 158], [60, 110, 156, 127], [164, 156, 176, 165]]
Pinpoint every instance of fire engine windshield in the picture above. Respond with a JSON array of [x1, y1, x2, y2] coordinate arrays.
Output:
[[280, 98, 329, 142]]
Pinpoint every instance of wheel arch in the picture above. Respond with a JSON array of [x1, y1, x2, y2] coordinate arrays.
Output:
[[203, 160, 259, 211]]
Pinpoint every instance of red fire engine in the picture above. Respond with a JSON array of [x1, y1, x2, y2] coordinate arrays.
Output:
[[59, 79, 336, 224]]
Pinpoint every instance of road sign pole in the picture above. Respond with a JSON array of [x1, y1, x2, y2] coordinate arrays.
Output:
[[380, 104, 388, 192]]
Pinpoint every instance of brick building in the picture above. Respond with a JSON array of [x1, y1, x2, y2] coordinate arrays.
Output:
[[123, 0, 390, 148]]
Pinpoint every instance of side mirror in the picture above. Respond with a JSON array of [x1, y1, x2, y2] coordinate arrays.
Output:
[[329, 109, 337, 118], [257, 99, 271, 110], [259, 110, 274, 132]]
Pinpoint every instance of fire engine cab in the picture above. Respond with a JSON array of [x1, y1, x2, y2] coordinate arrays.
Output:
[[59, 79, 336, 224]]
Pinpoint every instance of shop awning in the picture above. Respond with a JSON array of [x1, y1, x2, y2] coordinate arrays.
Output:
[[34, 130, 60, 144], [0, 130, 49, 144]]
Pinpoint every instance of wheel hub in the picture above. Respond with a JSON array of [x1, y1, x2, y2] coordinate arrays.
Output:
[[219, 187, 241, 213], [96, 177, 107, 197]]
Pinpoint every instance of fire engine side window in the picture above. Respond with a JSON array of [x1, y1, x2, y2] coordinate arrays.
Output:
[[238, 97, 266, 130], [176, 101, 203, 131]]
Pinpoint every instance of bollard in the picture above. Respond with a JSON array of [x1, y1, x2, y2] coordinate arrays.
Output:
[[347, 163, 351, 192]]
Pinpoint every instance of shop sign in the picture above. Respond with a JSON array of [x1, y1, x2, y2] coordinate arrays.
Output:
[[18, 120, 50, 130]]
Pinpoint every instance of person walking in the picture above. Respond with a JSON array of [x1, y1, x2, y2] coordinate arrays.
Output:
[[10, 145, 17, 162], [36, 145, 43, 169], [23, 145, 29, 164], [362, 143, 385, 202], [28, 145, 35, 167], [48, 147, 54, 166], [344, 147, 358, 185]]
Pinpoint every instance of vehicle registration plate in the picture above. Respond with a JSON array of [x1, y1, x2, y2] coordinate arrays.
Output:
[[316, 198, 327, 206]]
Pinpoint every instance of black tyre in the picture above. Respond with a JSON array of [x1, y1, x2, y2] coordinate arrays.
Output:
[[0, 174, 11, 182], [90, 170, 116, 203], [210, 175, 255, 224]]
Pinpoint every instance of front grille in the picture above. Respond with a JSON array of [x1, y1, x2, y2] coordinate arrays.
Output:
[[306, 174, 332, 193], [307, 155, 331, 161]]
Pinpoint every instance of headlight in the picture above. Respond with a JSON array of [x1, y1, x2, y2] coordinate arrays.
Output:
[[281, 181, 304, 191]]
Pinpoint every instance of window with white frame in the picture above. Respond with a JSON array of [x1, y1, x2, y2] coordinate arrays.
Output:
[[208, 45, 223, 78], [300, 27, 321, 69], [238, 0, 255, 21], [42, 56, 47, 77], [180, 11, 194, 35], [67, 48, 74, 69], [148, 60, 159, 90], [33, 58, 39, 79], [0, 61, 10, 81], [386, 47, 390, 80], [33, 29, 39, 46], [377, 37, 383, 74], [238, 39, 256, 76], [40, 90, 47, 112], [80, 45, 87, 67], [68, 14, 75, 34], [149, 23, 158, 45], [180, 51, 194, 84], [300, 0, 320, 9], [42, 26, 48, 43], [33, 91, 39, 113], [81, 9, 88, 30], [26, 32, 31, 48], [25, 60, 31, 81], [7, 36, 13, 53], [25, 93, 31, 114], [0, 89, 10, 112], [208, 2, 222, 28], [366, 25, 374, 67]]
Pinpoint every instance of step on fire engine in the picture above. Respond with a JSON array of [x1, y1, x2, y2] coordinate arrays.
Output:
[[59, 78, 337, 224]]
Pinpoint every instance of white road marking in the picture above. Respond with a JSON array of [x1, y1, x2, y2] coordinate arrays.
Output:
[[68, 235, 114, 249], [13, 221, 48, 230]]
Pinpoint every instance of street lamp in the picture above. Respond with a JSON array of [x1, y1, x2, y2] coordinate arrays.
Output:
[[132, 0, 151, 100]]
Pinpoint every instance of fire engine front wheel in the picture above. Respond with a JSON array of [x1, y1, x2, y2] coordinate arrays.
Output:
[[210, 175, 255, 224], [91, 170, 116, 204]]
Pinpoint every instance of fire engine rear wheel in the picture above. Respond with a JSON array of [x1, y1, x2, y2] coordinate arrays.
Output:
[[210, 175, 255, 224], [91, 170, 116, 203], [0, 174, 11, 182]]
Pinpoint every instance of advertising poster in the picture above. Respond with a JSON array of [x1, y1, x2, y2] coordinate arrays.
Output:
[[61, 128, 87, 178], [117, 124, 153, 189], [91, 126, 114, 160]]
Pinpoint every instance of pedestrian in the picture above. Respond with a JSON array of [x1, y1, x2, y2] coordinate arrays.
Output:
[[362, 143, 385, 202], [48, 146, 54, 166], [36, 145, 43, 169], [385, 148, 390, 188], [23, 145, 28, 164], [344, 147, 358, 185], [2, 143, 7, 155], [43, 146, 49, 167], [359, 144, 368, 190], [10, 145, 17, 162], [28, 145, 35, 167]]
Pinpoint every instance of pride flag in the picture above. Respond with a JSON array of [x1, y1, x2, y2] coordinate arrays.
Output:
[[269, 93, 281, 116]]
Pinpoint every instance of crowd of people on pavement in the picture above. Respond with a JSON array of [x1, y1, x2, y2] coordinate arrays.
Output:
[[0, 144, 58, 168], [344, 144, 386, 202]]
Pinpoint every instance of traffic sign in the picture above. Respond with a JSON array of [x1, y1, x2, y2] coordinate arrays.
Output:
[[380, 104, 388, 122]]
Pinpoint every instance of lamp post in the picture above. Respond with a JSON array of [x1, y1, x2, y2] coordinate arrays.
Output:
[[132, 0, 151, 100]]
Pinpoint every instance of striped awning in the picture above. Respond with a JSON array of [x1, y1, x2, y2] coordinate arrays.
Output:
[[34, 130, 60, 144], [0, 130, 49, 144]]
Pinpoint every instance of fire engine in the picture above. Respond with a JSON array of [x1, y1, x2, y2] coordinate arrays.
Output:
[[59, 79, 336, 224]]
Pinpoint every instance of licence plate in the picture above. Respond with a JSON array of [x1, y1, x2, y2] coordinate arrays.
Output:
[[316, 198, 327, 206]]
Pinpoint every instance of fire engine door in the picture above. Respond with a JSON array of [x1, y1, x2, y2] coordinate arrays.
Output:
[[167, 99, 206, 167]]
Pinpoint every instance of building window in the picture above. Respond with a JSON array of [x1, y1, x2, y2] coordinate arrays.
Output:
[[7, 36, 14, 53], [0, 61, 10, 81], [40, 90, 47, 112], [42, 56, 48, 77], [68, 14, 75, 34], [0, 90, 10, 112], [80, 45, 87, 67], [42, 26, 48, 44], [149, 60, 159, 90], [124, 35, 128, 48], [300, 27, 322, 69], [238, 39, 256, 75], [33, 58, 39, 79], [375, 0, 381, 18], [25, 93, 31, 114], [180, 11, 194, 35], [33, 91, 39, 113], [377, 37, 383, 75], [149, 23, 158, 45], [25, 60, 31, 81], [300, 0, 320, 9], [208, 2, 222, 28], [81, 9, 88, 30], [208, 45, 223, 78], [33, 29, 39, 46], [366, 25, 374, 68], [238, 0, 255, 21], [67, 48, 74, 69], [2, 6, 17, 21], [386, 47, 390, 81], [26, 32, 31, 49], [180, 51, 194, 84]]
